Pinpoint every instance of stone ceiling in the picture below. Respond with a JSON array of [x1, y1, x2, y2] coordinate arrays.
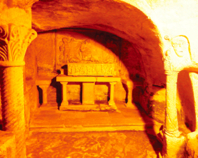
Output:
[[32, 0, 161, 47], [31, 0, 165, 85]]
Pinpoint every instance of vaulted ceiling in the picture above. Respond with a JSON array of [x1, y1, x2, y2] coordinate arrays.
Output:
[[32, 0, 161, 47], [31, 0, 165, 85]]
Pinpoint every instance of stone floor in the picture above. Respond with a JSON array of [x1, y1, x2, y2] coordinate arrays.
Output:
[[30, 102, 160, 132], [26, 131, 162, 158], [27, 102, 163, 157]]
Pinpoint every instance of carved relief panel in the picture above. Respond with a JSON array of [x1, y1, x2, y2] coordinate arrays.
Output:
[[33, 29, 140, 103], [55, 29, 123, 102], [55, 30, 120, 76]]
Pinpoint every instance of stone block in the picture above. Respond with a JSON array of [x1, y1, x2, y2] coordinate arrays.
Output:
[[82, 82, 95, 105]]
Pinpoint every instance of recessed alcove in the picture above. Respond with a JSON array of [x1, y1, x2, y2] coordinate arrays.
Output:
[[1, 0, 198, 157], [25, 28, 158, 131]]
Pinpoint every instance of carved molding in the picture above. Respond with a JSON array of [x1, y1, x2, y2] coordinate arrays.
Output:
[[0, 24, 37, 63]]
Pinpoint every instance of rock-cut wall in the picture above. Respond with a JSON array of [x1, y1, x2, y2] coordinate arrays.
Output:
[[25, 28, 147, 107]]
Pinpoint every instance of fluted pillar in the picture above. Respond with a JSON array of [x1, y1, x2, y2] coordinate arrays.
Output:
[[0, 24, 37, 158]]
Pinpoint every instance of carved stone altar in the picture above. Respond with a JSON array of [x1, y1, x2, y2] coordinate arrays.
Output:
[[56, 59, 136, 111], [34, 30, 136, 111], [56, 75, 120, 111]]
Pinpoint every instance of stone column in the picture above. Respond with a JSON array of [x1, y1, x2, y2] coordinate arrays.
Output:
[[164, 71, 180, 135], [163, 71, 186, 158], [108, 82, 117, 109], [162, 35, 191, 157], [59, 82, 69, 110], [0, 25, 37, 158], [125, 80, 136, 108], [38, 85, 49, 105]]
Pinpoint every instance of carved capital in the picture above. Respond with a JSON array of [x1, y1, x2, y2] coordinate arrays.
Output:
[[0, 24, 37, 64], [164, 35, 193, 72]]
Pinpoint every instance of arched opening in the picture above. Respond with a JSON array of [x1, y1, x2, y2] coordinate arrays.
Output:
[[24, 0, 165, 157], [29, 0, 165, 112]]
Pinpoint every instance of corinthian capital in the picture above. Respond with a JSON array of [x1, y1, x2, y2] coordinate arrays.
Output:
[[0, 24, 37, 63]]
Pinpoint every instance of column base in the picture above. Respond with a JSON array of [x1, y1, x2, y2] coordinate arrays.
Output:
[[162, 132, 187, 158], [125, 102, 136, 109], [108, 100, 117, 109], [186, 131, 198, 157], [59, 101, 69, 111]]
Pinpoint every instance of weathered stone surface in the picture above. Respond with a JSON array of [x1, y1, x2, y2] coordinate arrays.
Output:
[[186, 132, 198, 158], [28, 29, 138, 104], [149, 87, 190, 133], [27, 131, 162, 158], [178, 70, 196, 132], [68, 63, 116, 76], [33, 32, 56, 77], [24, 36, 39, 131], [0, 131, 16, 158], [24, 83, 38, 132], [31, 0, 165, 95], [1, 0, 198, 157]]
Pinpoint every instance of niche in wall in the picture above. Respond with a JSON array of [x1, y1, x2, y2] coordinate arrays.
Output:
[[25, 28, 146, 108]]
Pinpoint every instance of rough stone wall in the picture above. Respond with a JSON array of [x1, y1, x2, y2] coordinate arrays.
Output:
[[0, 88, 2, 123], [24, 38, 39, 129]]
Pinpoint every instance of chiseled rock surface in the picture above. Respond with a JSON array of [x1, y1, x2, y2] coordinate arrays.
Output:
[[32, 0, 165, 89], [26, 131, 162, 158], [149, 87, 192, 134], [186, 134, 198, 158]]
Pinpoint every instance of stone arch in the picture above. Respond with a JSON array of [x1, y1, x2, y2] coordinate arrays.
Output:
[[31, 0, 165, 110]]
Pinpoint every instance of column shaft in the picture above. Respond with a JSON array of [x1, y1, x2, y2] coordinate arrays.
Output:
[[165, 71, 179, 134], [62, 82, 68, 103], [126, 80, 136, 108], [39, 85, 48, 104], [163, 71, 187, 158], [0, 66, 26, 158], [108, 82, 117, 109], [60, 82, 68, 110]]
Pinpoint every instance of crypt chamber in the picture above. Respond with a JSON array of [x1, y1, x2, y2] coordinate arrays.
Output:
[[1, 0, 198, 157]]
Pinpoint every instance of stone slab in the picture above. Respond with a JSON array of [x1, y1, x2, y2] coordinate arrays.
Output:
[[30, 102, 155, 131], [68, 63, 116, 76], [56, 75, 120, 82], [82, 82, 95, 105]]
